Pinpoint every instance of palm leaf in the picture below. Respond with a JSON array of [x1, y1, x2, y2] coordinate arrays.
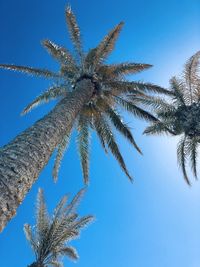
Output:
[[143, 121, 175, 135], [186, 137, 199, 179], [65, 188, 86, 215], [106, 107, 142, 154], [42, 40, 77, 70], [90, 22, 124, 67], [22, 86, 67, 115], [66, 6, 83, 60], [93, 115, 133, 181], [107, 80, 173, 96], [53, 130, 72, 182], [115, 96, 157, 122], [36, 189, 50, 246], [104, 63, 152, 77], [60, 246, 79, 260], [77, 115, 91, 184], [184, 50, 200, 102], [170, 77, 187, 105], [177, 135, 190, 185], [0, 64, 59, 78]]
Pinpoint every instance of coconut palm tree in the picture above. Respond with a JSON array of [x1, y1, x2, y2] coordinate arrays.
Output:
[[143, 51, 200, 185], [0, 6, 171, 232], [24, 188, 94, 267]]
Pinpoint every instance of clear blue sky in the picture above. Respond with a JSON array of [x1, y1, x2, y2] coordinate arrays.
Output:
[[0, 0, 200, 266]]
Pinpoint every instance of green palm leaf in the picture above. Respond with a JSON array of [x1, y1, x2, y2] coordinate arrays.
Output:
[[106, 107, 142, 154], [177, 135, 190, 185], [115, 96, 157, 122], [94, 115, 133, 181], [66, 6, 83, 60], [53, 130, 72, 182], [0, 64, 59, 78], [22, 86, 67, 115], [42, 39, 77, 69], [77, 115, 91, 184]]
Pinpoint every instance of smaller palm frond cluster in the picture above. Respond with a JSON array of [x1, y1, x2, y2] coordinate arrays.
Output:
[[24, 188, 94, 267], [0, 6, 172, 184], [144, 51, 200, 184]]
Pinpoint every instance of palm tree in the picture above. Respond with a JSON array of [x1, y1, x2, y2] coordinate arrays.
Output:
[[143, 51, 200, 185], [24, 188, 94, 267], [0, 6, 171, 232]]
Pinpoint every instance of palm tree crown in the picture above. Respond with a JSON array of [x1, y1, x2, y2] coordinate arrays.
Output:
[[144, 51, 200, 184], [24, 188, 94, 267], [0, 6, 171, 184]]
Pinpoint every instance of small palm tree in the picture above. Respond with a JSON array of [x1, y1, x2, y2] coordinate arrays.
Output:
[[24, 188, 94, 267], [143, 51, 200, 184], [0, 6, 171, 231]]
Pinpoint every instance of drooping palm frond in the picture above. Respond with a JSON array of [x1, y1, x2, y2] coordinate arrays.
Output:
[[53, 129, 72, 182], [115, 96, 157, 122], [22, 86, 67, 115], [93, 114, 133, 181], [105, 107, 142, 154], [186, 136, 199, 178], [143, 120, 176, 136], [77, 115, 90, 184], [25, 188, 94, 267], [0, 64, 59, 78], [177, 135, 190, 185]]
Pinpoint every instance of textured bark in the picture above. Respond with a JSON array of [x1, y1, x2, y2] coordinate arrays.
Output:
[[0, 79, 94, 232]]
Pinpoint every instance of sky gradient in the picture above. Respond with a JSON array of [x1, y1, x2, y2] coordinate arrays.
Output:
[[0, 0, 200, 266]]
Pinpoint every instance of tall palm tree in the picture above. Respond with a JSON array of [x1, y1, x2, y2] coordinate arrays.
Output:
[[143, 51, 200, 185], [24, 188, 94, 267], [0, 6, 171, 231]]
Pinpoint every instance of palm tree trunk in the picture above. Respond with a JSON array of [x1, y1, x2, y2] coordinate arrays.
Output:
[[0, 79, 94, 232]]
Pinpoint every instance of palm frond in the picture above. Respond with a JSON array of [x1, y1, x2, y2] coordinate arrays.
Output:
[[93, 115, 133, 181], [104, 63, 152, 77], [36, 189, 50, 245], [130, 95, 175, 111], [73, 215, 94, 230], [106, 107, 142, 154], [183, 50, 200, 102], [60, 246, 79, 260], [107, 81, 173, 96], [49, 260, 63, 267], [24, 224, 37, 252], [65, 188, 86, 215], [170, 77, 187, 105], [186, 137, 199, 179], [53, 129, 72, 182], [42, 40, 77, 70], [177, 135, 190, 185], [143, 121, 175, 135], [22, 86, 67, 115], [0, 64, 59, 78], [115, 96, 158, 122], [66, 6, 83, 60], [91, 22, 124, 67], [77, 115, 91, 184]]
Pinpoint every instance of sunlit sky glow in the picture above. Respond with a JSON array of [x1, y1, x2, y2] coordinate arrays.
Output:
[[0, 0, 200, 266]]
